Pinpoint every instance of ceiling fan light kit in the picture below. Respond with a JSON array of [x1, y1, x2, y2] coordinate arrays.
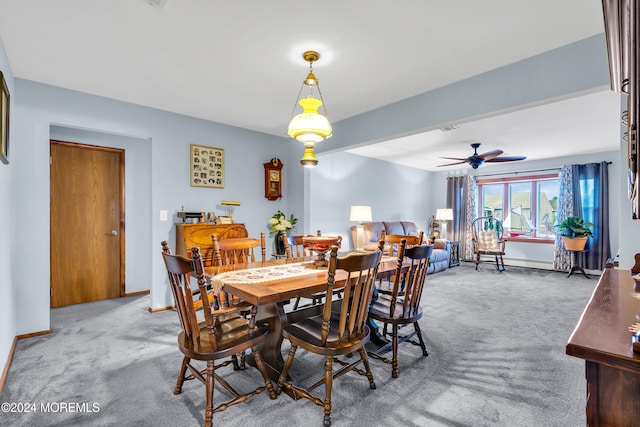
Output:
[[438, 143, 526, 169]]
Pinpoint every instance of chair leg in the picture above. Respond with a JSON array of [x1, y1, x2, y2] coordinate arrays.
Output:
[[292, 297, 301, 310], [323, 355, 333, 427], [475, 254, 480, 270], [174, 356, 190, 395], [358, 347, 376, 390], [391, 324, 399, 379], [276, 344, 298, 395], [413, 321, 429, 357], [500, 255, 505, 271], [251, 345, 277, 399], [204, 360, 215, 427]]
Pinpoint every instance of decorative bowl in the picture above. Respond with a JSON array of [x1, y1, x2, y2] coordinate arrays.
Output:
[[302, 235, 342, 267]]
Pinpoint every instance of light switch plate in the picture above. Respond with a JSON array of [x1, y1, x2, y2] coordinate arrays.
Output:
[[160, 210, 168, 221]]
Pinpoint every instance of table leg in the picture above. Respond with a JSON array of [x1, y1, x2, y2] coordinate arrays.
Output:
[[254, 302, 287, 380], [253, 302, 325, 395]]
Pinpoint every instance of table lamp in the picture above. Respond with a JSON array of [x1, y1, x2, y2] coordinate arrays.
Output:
[[435, 208, 453, 240], [350, 205, 372, 252]]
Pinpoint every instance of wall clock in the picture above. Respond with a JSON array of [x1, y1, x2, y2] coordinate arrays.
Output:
[[264, 157, 283, 200]]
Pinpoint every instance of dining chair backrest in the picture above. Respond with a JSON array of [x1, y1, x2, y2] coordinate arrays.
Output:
[[212, 232, 266, 265], [322, 241, 384, 345], [389, 240, 433, 317], [381, 231, 424, 256], [162, 246, 216, 346]]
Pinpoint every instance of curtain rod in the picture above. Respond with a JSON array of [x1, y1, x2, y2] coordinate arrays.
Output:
[[468, 161, 612, 179]]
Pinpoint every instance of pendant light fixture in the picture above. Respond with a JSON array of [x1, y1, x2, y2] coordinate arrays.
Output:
[[287, 51, 332, 168]]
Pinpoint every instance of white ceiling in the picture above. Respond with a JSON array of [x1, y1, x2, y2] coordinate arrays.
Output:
[[0, 0, 617, 170]]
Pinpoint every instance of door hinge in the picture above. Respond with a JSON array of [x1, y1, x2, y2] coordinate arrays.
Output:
[[50, 288, 53, 296]]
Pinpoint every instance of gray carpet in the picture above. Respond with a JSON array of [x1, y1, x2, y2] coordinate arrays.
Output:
[[1, 263, 596, 427]]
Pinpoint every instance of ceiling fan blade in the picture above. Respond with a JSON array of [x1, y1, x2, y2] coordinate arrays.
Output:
[[439, 156, 468, 161], [485, 155, 527, 163], [437, 160, 468, 167], [477, 150, 503, 161]]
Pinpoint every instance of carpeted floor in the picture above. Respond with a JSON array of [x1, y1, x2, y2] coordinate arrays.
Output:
[[1, 263, 596, 427]]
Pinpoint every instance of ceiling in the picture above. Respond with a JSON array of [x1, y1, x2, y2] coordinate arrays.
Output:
[[0, 0, 618, 170]]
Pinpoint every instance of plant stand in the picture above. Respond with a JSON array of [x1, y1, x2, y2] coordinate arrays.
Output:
[[567, 249, 590, 279]]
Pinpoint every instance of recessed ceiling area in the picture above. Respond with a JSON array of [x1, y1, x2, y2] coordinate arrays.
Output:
[[346, 90, 622, 171]]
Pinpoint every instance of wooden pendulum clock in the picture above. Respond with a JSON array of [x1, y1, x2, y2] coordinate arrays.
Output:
[[263, 157, 283, 200]]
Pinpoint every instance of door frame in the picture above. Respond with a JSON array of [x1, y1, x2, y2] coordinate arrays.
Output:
[[50, 139, 126, 301]]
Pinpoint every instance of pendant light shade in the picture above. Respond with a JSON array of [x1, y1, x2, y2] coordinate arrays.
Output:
[[287, 97, 333, 143], [287, 51, 332, 167]]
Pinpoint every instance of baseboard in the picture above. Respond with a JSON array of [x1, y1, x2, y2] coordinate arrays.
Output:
[[0, 336, 17, 395], [462, 258, 602, 275], [16, 330, 52, 340], [124, 290, 150, 297], [503, 259, 555, 270], [148, 304, 175, 313]]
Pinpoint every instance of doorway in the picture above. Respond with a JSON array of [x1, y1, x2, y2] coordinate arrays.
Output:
[[50, 140, 125, 307]]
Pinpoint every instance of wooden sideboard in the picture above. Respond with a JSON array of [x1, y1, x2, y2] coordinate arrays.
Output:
[[175, 223, 248, 266], [566, 269, 640, 426]]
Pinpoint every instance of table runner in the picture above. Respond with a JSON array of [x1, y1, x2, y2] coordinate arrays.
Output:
[[211, 261, 323, 293], [210, 256, 398, 293]]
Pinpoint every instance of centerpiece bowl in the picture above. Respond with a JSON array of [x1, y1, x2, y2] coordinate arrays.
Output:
[[302, 235, 343, 267]]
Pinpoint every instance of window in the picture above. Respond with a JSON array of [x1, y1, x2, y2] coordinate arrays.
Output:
[[477, 174, 559, 241]]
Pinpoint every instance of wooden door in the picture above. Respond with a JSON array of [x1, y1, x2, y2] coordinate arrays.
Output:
[[50, 141, 124, 307]]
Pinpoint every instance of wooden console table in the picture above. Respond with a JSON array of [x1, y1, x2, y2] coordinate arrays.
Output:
[[175, 223, 247, 266], [566, 269, 640, 426]]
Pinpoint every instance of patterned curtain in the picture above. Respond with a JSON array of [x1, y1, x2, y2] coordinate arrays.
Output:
[[553, 165, 573, 270], [447, 175, 477, 260]]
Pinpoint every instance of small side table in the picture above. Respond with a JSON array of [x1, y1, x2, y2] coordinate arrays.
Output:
[[449, 241, 460, 267], [567, 249, 589, 279]]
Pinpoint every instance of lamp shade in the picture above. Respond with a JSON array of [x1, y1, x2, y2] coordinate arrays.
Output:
[[350, 206, 372, 222], [287, 97, 333, 143], [435, 208, 453, 221]]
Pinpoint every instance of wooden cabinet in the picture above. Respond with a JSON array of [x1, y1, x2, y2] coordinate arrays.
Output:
[[175, 223, 248, 266], [566, 269, 640, 426]]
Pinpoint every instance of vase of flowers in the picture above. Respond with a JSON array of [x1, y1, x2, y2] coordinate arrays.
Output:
[[268, 210, 297, 255]]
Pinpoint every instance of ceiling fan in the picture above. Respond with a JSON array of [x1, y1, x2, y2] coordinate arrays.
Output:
[[438, 143, 526, 169]]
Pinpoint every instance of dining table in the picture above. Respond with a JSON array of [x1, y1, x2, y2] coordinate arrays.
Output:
[[202, 253, 401, 383]]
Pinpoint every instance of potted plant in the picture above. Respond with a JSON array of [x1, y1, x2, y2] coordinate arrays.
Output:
[[555, 216, 594, 251], [268, 210, 297, 255]]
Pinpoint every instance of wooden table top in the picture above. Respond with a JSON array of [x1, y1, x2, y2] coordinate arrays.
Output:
[[566, 268, 640, 374], [203, 255, 401, 306]]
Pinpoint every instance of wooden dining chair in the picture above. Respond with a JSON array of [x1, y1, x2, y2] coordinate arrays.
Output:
[[368, 239, 434, 378], [378, 231, 424, 295], [276, 241, 385, 427], [161, 245, 276, 427], [211, 232, 266, 265]]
